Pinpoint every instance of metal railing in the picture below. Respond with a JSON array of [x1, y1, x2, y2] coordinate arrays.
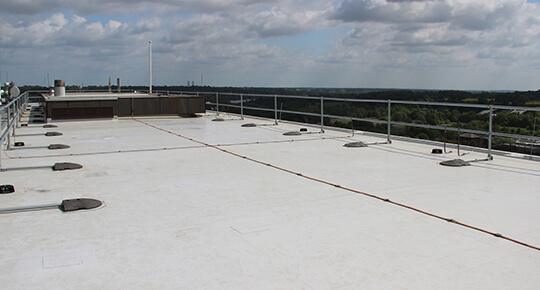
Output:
[[1, 91, 30, 167], [2, 89, 539, 162], [203, 92, 540, 160], [1, 92, 30, 148]]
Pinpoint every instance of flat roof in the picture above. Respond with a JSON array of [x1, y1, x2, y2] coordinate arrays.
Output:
[[1, 106, 539, 288]]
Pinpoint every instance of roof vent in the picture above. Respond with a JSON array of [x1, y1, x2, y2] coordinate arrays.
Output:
[[431, 149, 443, 154], [48, 144, 70, 150], [43, 124, 58, 128], [212, 118, 225, 121], [0, 185, 15, 194], [14, 142, 25, 147], [242, 123, 257, 127], [45, 132, 63, 136], [439, 159, 471, 167], [52, 162, 83, 171], [60, 198, 103, 212], [300, 128, 308, 132], [283, 131, 302, 136], [344, 141, 368, 148]]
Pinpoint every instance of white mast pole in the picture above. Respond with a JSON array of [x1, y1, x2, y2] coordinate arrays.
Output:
[[149, 41, 152, 94]]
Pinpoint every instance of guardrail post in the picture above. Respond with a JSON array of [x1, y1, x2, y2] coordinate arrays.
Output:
[[488, 105, 493, 160], [216, 92, 219, 116], [274, 95, 278, 125], [387, 99, 392, 144], [240, 93, 244, 120], [7, 106, 11, 150], [320, 96, 325, 133]]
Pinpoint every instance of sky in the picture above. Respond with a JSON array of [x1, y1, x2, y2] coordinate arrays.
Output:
[[1, 0, 540, 91]]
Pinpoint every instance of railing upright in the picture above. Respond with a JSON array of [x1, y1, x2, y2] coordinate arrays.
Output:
[[216, 92, 219, 116], [240, 94, 244, 120], [488, 105, 493, 160], [274, 95, 278, 125], [320, 96, 325, 133], [6, 106, 11, 150], [387, 99, 392, 144]]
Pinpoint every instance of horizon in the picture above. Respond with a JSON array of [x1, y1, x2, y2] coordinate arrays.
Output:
[[10, 83, 536, 93]]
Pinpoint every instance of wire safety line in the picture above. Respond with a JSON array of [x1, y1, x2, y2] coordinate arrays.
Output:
[[134, 118, 540, 252], [3, 135, 347, 160]]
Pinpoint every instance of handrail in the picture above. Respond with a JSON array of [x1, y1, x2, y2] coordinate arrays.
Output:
[[203, 92, 540, 160], [3, 89, 539, 161], [1, 91, 31, 168]]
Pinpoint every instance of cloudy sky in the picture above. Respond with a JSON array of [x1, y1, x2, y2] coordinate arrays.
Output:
[[1, 0, 540, 90]]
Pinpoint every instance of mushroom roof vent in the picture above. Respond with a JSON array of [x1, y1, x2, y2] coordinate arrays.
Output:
[[439, 159, 471, 167]]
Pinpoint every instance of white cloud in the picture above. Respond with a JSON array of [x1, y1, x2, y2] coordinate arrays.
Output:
[[0, 0, 540, 90]]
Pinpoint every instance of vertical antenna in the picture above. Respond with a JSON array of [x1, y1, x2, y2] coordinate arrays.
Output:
[[201, 74, 203, 86], [149, 40, 152, 94]]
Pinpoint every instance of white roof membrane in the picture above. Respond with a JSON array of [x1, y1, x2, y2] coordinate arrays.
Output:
[[1, 111, 539, 289]]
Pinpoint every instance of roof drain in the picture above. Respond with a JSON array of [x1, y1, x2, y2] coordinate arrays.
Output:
[[0, 198, 103, 214], [0, 185, 15, 194], [241, 123, 257, 127], [212, 117, 225, 121], [43, 124, 58, 128]]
